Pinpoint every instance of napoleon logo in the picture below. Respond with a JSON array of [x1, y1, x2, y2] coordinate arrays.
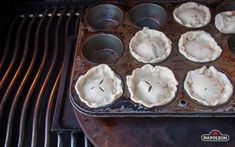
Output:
[[201, 129, 230, 142]]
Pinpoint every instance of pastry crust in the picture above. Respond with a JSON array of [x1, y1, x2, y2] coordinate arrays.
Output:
[[126, 64, 178, 108], [75, 64, 123, 108], [173, 2, 211, 28], [215, 11, 235, 34], [184, 66, 233, 106], [178, 30, 222, 63], [129, 27, 172, 63]]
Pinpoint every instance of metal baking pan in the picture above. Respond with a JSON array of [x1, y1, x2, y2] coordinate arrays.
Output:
[[70, 1, 235, 117]]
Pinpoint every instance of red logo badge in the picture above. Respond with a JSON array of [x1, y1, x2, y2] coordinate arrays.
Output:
[[201, 129, 229, 142]]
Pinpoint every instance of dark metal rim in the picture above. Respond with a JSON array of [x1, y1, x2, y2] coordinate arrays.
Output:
[[70, 96, 235, 118]]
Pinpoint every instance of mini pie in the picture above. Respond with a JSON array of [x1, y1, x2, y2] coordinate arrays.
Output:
[[126, 64, 178, 108], [184, 66, 233, 107], [215, 11, 235, 34], [173, 2, 211, 28], [129, 27, 172, 63], [75, 64, 123, 108], [178, 30, 222, 63]]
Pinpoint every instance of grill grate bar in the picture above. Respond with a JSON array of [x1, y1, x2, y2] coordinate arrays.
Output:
[[71, 132, 77, 147], [0, 17, 18, 79], [18, 8, 50, 147], [57, 133, 63, 147], [4, 9, 39, 147], [84, 136, 92, 147], [30, 8, 61, 147], [44, 70, 61, 147]]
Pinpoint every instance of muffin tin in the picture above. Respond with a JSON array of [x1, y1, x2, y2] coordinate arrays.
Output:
[[70, 1, 235, 117]]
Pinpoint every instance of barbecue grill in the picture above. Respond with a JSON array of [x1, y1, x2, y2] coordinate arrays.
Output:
[[0, 1, 93, 146], [1, 0, 235, 147]]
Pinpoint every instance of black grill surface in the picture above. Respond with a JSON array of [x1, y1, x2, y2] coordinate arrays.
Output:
[[0, 3, 93, 147]]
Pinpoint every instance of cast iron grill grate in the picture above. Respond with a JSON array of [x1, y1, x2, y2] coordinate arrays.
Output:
[[0, 4, 92, 147]]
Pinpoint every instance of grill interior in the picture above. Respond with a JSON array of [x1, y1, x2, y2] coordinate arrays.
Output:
[[0, 0, 233, 146], [0, 2, 93, 147]]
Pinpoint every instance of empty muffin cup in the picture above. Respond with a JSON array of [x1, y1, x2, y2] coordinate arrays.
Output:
[[85, 4, 124, 30], [82, 34, 124, 64], [128, 3, 167, 29], [217, 2, 235, 12], [228, 35, 235, 54]]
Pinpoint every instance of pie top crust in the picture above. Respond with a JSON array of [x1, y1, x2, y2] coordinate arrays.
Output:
[[178, 30, 222, 63], [75, 64, 123, 108], [126, 64, 178, 108], [129, 27, 172, 63], [173, 2, 211, 28], [215, 11, 235, 34], [184, 66, 233, 106]]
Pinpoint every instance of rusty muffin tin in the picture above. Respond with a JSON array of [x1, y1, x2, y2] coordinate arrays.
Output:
[[70, 1, 235, 117]]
